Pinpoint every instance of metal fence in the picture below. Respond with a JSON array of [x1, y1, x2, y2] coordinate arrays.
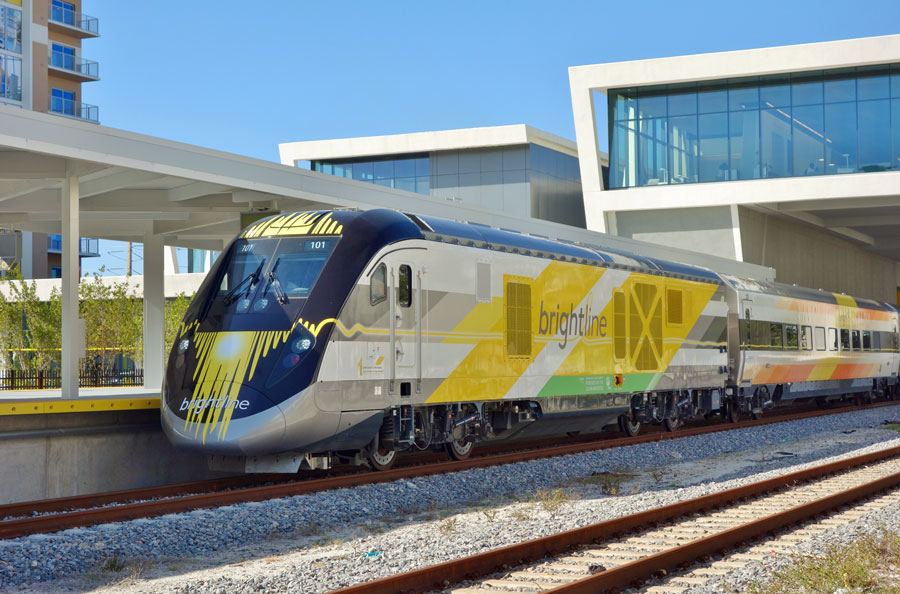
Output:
[[0, 368, 144, 390]]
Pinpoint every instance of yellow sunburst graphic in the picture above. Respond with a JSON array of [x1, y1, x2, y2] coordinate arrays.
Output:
[[181, 317, 336, 443], [240, 211, 343, 239]]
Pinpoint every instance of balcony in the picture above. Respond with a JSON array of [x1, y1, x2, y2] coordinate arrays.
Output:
[[48, 235, 100, 257], [48, 49, 99, 82], [48, 95, 99, 123], [48, 3, 99, 38]]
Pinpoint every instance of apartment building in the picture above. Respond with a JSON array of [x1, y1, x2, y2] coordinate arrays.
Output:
[[0, 0, 100, 277]]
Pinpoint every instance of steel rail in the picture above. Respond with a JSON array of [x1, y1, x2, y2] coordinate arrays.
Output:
[[0, 401, 894, 539], [327, 444, 900, 594]]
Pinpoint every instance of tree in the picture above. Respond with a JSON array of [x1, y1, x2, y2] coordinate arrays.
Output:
[[79, 273, 142, 373], [165, 292, 193, 352]]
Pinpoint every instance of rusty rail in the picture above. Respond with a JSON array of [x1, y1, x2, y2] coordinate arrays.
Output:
[[328, 444, 900, 594], [0, 401, 894, 540]]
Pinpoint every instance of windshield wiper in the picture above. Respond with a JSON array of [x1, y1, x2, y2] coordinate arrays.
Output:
[[223, 260, 264, 305], [265, 259, 289, 305]]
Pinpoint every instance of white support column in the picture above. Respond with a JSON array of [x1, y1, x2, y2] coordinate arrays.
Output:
[[61, 171, 83, 398], [143, 233, 165, 392], [730, 204, 744, 262]]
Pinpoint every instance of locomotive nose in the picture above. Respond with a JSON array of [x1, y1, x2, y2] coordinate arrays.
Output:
[[161, 383, 286, 456]]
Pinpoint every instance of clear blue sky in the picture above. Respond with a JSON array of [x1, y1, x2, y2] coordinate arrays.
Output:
[[80, 0, 899, 276]]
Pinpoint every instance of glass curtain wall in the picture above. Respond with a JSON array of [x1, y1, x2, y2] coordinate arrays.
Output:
[[607, 64, 900, 189], [311, 154, 431, 195]]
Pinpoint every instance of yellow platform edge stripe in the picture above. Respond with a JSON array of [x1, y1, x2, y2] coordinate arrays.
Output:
[[0, 397, 161, 416]]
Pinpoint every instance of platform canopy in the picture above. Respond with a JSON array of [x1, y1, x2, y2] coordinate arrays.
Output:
[[0, 106, 773, 399]]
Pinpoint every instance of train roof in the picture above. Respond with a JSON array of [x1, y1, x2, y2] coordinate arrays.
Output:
[[412, 214, 722, 282], [721, 275, 896, 312], [239, 209, 723, 283]]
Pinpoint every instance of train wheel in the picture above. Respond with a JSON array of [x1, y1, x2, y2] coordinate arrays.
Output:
[[663, 417, 681, 432], [368, 447, 397, 471], [446, 439, 474, 461], [619, 415, 641, 437], [725, 402, 739, 423]]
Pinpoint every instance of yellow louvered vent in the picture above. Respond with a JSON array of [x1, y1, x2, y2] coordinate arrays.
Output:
[[506, 282, 532, 357], [613, 290, 626, 360], [667, 288, 683, 326], [629, 282, 662, 371]]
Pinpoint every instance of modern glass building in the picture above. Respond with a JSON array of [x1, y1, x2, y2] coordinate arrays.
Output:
[[570, 35, 900, 303], [282, 126, 599, 228], [608, 65, 900, 189]]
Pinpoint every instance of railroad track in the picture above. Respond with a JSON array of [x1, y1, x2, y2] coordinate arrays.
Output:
[[327, 445, 900, 594], [0, 401, 894, 540]]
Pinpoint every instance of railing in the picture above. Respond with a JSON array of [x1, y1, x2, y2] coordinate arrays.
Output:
[[48, 3, 99, 36], [80, 237, 99, 256], [48, 95, 99, 123], [48, 49, 99, 79], [0, 368, 144, 390], [47, 235, 101, 254]]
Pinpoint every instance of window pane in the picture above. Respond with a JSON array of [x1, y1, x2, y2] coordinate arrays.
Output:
[[668, 93, 696, 117], [668, 115, 698, 184], [698, 89, 727, 114], [893, 99, 900, 170], [760, 84, 791, 108], [639, 118, 667, 185], [729, 86, 759, 111], [729, 110, 760, 180], [352, 161, 373, 181], [373, 160, 392, 180], [824, 102, 857, 174], [638, 94, 667, 119], [415, 176, 430, 194], [824, 78, 856, 103], [415, 157, 430, 177], [395, 177, 415, 192], [761, 107, 792, 178], [792, 79, 823, 106], [610, 120, 637, 188], [858, 75, 889, 101], [613, 90, 637, 121], [858, 99, 891, 171], [793, 104, 825, 176], [698, 113, 729, 182], [395, 158, 415, 178]]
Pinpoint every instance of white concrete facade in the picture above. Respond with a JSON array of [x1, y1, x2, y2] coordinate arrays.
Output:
[[278, 124, 585, 164], [569, 35, 900, 302]]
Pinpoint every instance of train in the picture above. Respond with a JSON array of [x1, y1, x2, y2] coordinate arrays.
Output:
[[160, 209, 900, 473]]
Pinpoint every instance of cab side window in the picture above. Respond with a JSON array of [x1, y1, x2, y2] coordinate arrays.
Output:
[[398, 265, 412, 308], [370, 264, 386, 305]]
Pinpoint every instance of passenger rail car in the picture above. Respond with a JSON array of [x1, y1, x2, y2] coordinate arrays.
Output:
[[161, 209, 899, 472]]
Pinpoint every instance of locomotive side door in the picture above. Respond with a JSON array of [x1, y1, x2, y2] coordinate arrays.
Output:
[[389, 260, 421, 396]]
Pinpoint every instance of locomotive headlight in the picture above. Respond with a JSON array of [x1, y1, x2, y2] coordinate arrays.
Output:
[[266, 326, 317, 388], [177, 338, 190, 354], [291, 338, 312, 353]]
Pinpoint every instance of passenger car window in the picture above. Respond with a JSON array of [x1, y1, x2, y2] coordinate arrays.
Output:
[[800, 325, 812, 350], [829, 328, 838, 351], [785, 324, 799, 349], [862, 330, 872, 350], [769, 323, 783, 348], [852, 330, 861, 350], [815, 326, 826, 351], [840, 328, 851, 351], [370, 264, 386, 305]]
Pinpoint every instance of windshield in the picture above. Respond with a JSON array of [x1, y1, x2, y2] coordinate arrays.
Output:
[[210, 236, 337, 318]]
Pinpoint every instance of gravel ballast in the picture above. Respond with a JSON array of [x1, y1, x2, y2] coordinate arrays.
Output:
[[3, 404, 900, 593]]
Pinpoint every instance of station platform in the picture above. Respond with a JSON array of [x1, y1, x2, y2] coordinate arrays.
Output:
[[0, 387, 160, 415], [0, 388, 221, 505]]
